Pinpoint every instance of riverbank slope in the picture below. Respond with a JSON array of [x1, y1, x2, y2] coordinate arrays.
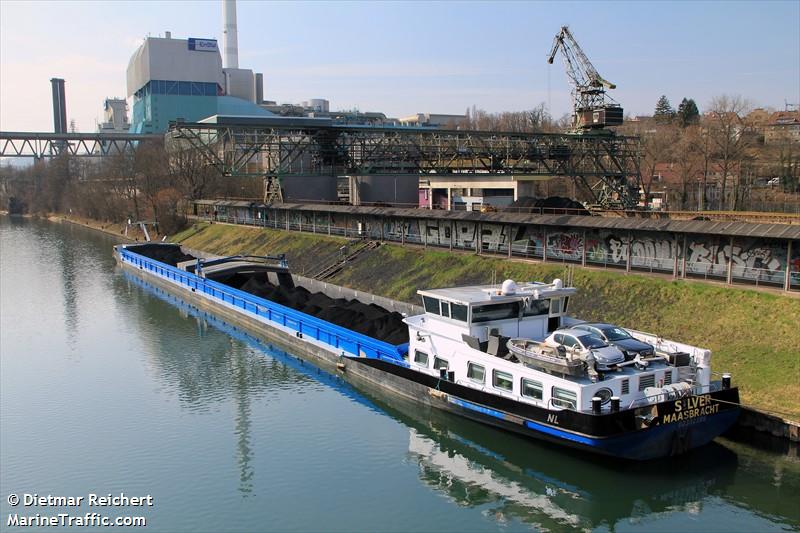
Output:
[[171, 221, 800, 421]]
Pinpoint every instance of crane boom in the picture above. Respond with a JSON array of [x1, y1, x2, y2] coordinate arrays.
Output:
[[547, 26, 622, 130]]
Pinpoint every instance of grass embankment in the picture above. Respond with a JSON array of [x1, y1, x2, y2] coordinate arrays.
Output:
[[173, 222, 800, 420], [171, 222, 350, 276]]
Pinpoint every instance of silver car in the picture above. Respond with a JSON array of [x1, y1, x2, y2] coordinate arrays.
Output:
[[551, 328, 626, 371]]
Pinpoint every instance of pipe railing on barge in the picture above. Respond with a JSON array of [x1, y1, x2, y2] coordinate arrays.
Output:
[[118, 246, 409, 368]]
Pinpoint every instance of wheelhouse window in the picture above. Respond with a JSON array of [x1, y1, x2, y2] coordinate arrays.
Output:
[[414, 350, 429, 367], [467, 362, 485, 383], [493, 370, 513, 392], [451, 303, 468, 322], [552, 387, 577, 409], [440, 301, 450, 318], [433, 357, 449, 370], [521, 378, 543, 400], [522, 298, 550, 317], [549, 298, 562, 315], [471, 302, 519, 323], [423, 296, 440, 315]]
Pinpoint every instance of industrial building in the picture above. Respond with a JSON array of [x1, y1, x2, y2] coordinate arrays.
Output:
[[114, 0, 513, 209], [126, 33, 271, 133], [97, 98, 130, 134], [398, 113, 468, 128], [419, 176, 544, 210]]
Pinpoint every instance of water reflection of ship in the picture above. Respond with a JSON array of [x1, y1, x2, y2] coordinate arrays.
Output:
[[376, 393, 743, 530], [121, 272, 376, 496]]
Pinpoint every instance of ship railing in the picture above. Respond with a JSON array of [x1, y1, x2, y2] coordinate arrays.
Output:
[[119, 246, 408, 369]]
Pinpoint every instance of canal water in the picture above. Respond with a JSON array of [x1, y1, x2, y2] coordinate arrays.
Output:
[[1, 216, 798, 532]]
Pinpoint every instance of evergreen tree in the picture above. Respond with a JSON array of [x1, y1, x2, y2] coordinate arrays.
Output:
[[677, 98, 700, 127], [654, 95, 675, 122]]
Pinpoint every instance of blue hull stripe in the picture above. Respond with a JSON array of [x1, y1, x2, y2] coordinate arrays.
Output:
[[448, 396, 600, 446], [524, 420, 600, 446], [448, 397, 506, 421]]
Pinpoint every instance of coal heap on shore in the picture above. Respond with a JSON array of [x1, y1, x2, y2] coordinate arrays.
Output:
[[509, 196, 590, 215]]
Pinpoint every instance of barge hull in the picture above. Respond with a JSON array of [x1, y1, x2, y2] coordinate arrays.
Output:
[[115, 246, 739, 461]]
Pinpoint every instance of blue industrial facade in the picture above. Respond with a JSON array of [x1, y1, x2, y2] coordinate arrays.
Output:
[[130, 82, 271, 133]]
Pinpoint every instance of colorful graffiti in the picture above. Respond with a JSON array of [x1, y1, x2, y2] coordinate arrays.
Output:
[[213, 206, 796, 287], [376, 218, 792, 284]]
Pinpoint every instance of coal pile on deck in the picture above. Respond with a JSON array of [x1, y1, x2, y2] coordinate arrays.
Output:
[[128, 244, 196, 266], [224, 273, 409, 345]]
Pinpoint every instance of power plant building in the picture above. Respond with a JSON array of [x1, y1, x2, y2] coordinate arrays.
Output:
[[126, 33, 270, 133]]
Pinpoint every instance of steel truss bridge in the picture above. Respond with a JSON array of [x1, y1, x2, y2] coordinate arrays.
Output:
[[167, 121, 642, 208], [0, 131, 161, 159], [0, 123, 642, 208]]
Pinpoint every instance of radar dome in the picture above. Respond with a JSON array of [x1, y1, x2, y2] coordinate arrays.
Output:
[[501, 279, 518, 295]]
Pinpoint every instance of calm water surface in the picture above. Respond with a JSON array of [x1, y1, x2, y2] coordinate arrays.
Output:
[[1, 216, 798, 532]]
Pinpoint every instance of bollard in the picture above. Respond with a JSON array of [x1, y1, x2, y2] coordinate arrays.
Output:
[[610, 396, 620, 412], [722, 373, 731, 389], [592, 397, 602, 414]]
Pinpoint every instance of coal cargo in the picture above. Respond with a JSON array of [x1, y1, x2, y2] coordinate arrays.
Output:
[[127, 244, 196, 266], [126, 245, 409, 345], [220, 272, 409, 345]]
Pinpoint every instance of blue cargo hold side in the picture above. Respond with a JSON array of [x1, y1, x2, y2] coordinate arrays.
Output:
[[119, 248, 408, 367]]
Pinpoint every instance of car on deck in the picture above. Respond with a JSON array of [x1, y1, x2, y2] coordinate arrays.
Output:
[[545, 328, 626, 371], [571, 322, 655, 361]]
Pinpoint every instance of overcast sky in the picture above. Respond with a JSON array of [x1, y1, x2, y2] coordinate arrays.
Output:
[[1, 0, 798, 133]]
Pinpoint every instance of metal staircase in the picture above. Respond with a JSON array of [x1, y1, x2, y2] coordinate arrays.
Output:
[[310, 240, 380, 280]]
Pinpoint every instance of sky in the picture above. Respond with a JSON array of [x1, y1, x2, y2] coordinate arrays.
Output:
[[1, 0, 798, 133]]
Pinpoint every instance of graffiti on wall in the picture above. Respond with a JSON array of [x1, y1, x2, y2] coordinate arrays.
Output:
[[686, 237, 787, 282], [372, 216, 792, 284], [230, 208, 794, 286]]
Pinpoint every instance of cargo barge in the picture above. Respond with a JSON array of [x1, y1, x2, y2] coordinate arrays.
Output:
[[114, 242, 740, 460]]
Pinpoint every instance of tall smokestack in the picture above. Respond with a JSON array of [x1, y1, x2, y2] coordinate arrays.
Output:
[[222, 0, 239, 69], [50, 78, 67, 134]]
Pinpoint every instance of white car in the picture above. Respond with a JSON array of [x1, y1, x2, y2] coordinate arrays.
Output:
[[546, 328, 626, 371]]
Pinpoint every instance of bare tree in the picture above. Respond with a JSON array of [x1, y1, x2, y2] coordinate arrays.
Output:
[[134, 141, 172, 226], [104, 151, 140, 221], [640, 124, 678, 206], [169, 148, 221, 200], [673, 125, 704, 209], [462, 104, 556, 133], [706, 95, 752, 210]]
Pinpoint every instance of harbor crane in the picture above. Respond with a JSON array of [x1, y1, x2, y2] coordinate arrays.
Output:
[[548, 26, 623, 131]]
